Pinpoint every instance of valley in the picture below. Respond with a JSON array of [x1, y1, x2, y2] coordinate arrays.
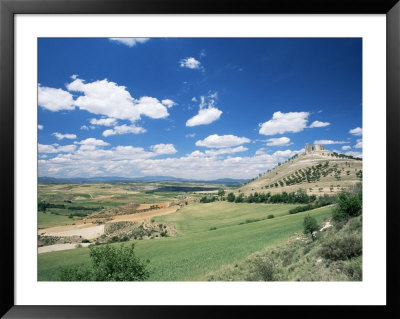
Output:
[[37, 148, 362, 282]]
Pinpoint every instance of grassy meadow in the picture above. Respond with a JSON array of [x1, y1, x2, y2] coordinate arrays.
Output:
[[38, 202, 333, 281]]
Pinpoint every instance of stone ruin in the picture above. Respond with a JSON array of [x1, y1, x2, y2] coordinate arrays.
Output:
[[305, 143, 325, 154]]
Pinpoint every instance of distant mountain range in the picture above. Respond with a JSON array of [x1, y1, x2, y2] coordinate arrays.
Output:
[[38, 176, 248, 186]]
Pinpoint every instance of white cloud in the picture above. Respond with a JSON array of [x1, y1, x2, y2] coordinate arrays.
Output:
[[57, 145, 77, 153], [38, 144, 76, 153], [38, 144, 58, 153], [38, 125, 43, 130], [266, 137, 291, 146], [102, 124, 146, 137], [255, 148, 267, 155], [191, 97, 198, 102], [179, 57, 201, 69], [204, 146, 248, 156], [109, 38, 149, 47], [259, 111, 309, 135], [134, 96, 170, 119], [185, 133, 196, 138], [66, 78, 139, 121], [39, 139, 306, 180], [65, 77, 170, 133], [349, 127, 362, 136], [186, 94, 222, 127], [90, 118, 118, 126], [76, 138, 110, 147], [195, 134, 251, 148], [314, 140, 349, 145], [186, 107, 222, 127], [80, 125, 89, 130], [309, 120, 330, 128], [342, 145, 351, 151], [38, 86, 75, 111], [52, 132, 77, 140], [150, 144, 177, 155], [161, 99, 177, 108], [70, 74, 78, 80], [354, 139, 362, 149]]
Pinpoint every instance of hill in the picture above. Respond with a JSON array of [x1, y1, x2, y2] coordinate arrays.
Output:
[[238, 149, 362, 196]]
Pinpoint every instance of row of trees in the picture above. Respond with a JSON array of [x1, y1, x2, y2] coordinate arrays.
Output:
[[224, 190, 318, 204], [38, 200, 103, 213], [264, 161, 346, 188]]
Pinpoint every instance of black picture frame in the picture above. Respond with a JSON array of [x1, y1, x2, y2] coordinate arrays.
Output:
[[1, 0, 399, 318]]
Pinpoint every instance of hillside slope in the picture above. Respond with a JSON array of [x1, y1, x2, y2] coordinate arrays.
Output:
[[239, 150, 362, 196]]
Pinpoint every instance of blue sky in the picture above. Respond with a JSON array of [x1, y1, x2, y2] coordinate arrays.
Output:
[[38, 38, 362, 179]]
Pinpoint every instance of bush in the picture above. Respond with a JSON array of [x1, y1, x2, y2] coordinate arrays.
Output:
[[332, 190, 362, 222], [59, 266, 93, 281], [303, 214, 318, 241], [252, 258, 274, 281], [209, 227, 217, 231], [59, 243, 150, 281], [245, 218, 261, 224], [234, 193, 244, 203], [81, 239, 90, 243], [344, 257, 362, 280], [227, 192, 235, 202], [267, 214, 274, 219], [120, 235, 129, 242], [319, 235, 362, 260]]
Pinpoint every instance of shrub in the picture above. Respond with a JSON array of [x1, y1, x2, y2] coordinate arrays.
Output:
[[267, 214, 274, 219], [120, 235, 129, 242], [344, 257, 362, 280], [245, 218, 261, 224], [253, 258, 274, 281], [81, 239, 90, 243], [227, 192, 235, 202], [234, 193, 244, 203], [319, 235, 362, 260], [332, 190, 362, 222], [59, 266, 93, 281], [303, 214, 318, 241], [209, 227, 217, 231], [59, 243, 150, 281]]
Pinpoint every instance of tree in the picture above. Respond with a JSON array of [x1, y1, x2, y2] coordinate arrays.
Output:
[[235, 193, 244, 203], [332, 190, 362, 221], [227, 192, 235, 202], [218, 188, 225, 200], [59, 243, 150, 281], [303, 214, 319, 241]]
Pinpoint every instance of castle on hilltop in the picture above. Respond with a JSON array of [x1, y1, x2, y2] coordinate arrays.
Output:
[[305, 143, 325, 154]]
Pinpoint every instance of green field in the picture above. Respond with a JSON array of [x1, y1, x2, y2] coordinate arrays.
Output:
[[38, 212, 76, 228], [37, 182, 211, 208], [38, 202, 333, 281]]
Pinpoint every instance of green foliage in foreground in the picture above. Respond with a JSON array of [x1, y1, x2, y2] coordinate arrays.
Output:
[[207, 215, 362, 282], [38, 203, 332, 281], [59, 243, 149, 281]]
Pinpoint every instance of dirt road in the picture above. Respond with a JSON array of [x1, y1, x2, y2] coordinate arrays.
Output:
[[38, 224, 105, 239], [38, 243, 91, 254]]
